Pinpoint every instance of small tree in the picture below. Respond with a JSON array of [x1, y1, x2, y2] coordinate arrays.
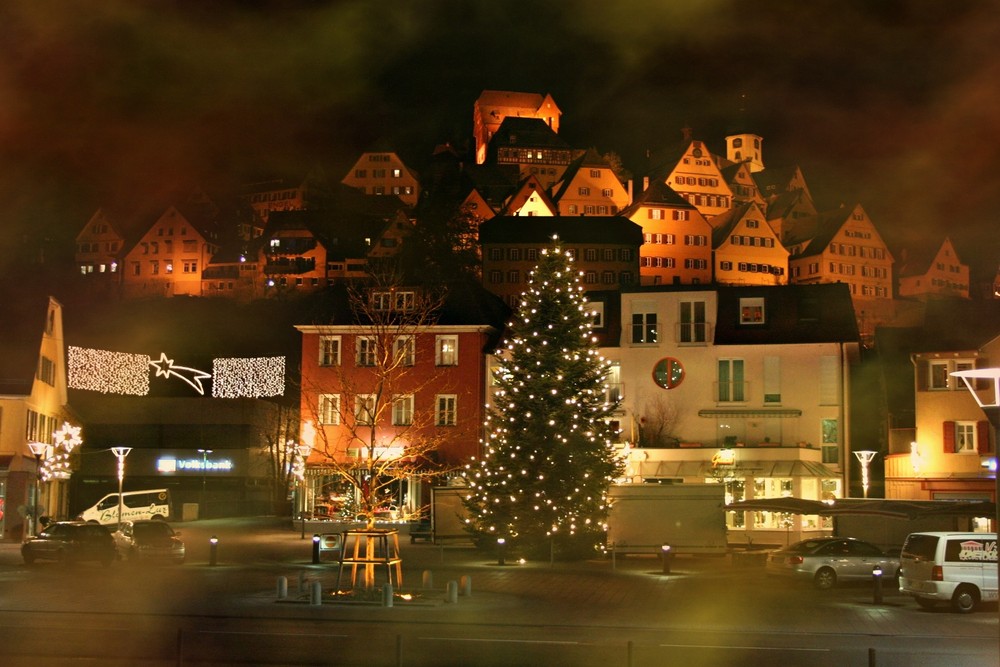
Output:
[[463, 240, 623, 559]]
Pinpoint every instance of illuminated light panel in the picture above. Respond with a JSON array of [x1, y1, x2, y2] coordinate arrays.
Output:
[[68, 346, 150, 395], [212, 356, 286, 398]]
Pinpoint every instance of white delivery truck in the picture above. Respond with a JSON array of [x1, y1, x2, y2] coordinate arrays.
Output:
[[78, 489, 172, 525], [899, 531, 998, 613]]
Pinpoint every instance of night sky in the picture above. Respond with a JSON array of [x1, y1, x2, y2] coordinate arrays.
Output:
[[2, 0, 997, 277]]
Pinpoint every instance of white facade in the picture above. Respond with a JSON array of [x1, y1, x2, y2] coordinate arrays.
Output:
[[603, 285, 857, 546]]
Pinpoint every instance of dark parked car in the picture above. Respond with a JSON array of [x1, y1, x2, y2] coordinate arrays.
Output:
[[766, 537, 901, 590], [112, 520, 185, 564], [22, 521, 117, 566]]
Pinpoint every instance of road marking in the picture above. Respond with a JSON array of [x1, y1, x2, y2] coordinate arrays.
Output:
[[420, 637, 579, 646], [660, 644, 829, 653]]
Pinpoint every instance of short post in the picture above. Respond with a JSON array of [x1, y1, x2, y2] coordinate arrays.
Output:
[[382, 584, 394, 607], [276, 576, 288, 599], [460, 574, 472, 597], [872, 564, 883, 604], [209, 536, 218, 566], [312, 533, 321, 564], [661, 543, 673, 575], [422, 570, 434, 589], [310, 580, 322, 606], [445, 580, 458, 604], [497, 537, 506, 566]]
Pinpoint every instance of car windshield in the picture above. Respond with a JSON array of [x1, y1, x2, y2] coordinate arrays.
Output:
[[133, 523, 173, 539]]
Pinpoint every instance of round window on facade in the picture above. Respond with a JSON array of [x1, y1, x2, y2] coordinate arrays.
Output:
[[652, 357, 685, 389]]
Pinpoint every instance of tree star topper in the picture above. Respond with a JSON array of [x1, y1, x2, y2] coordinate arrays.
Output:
[[149, 352, 213, 395]]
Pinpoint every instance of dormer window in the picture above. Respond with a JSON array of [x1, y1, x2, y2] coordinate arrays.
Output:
[[739, 297, 765, 325]]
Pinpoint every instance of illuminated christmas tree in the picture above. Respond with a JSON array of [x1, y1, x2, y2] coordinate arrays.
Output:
[[463, 239, 622, 559]]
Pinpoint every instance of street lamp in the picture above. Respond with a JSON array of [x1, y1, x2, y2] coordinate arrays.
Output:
[[951, 367, 1000, 658], [853, 450, 877, 498], [197, 449, 212, 519], [27, 441, 47, 536], [110, 447, 132, 531]]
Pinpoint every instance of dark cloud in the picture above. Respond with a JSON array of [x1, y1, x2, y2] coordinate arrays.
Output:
[[2, 0, 998, 275]]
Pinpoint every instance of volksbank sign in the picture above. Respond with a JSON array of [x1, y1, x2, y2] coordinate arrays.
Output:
[[157, 457, 235, 474]]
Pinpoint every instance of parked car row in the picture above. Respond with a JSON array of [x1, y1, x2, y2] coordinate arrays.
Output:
[[21, 520, 185, 566], [765, 532, 999, 614]]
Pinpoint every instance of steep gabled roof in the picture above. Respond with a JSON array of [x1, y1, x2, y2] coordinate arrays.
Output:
[[476, 90, 558, 113], [619, 178, 694, 217], [897, 237, 961, 279], [0, 294, 53, 396], [499, 174, 558, 216], [550, 148, 610, 202]]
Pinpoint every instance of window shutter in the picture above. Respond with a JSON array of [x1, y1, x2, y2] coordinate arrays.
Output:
[[942, 421, 955, 453], [977, 420, 991, 454]]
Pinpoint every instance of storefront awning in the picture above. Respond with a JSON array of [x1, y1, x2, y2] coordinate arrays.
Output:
[[726, 497, 997, 519], [698, 409, 802, 418], [642, 459, 838, 479]]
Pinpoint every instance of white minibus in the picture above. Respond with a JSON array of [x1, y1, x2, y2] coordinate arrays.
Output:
[[78, 489, 172, 525]]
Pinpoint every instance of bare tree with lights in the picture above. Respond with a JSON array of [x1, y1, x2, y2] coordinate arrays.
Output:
[[463, 240, 623, 559], [299, 267, 456, 533]]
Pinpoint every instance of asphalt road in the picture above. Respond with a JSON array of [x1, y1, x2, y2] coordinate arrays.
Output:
[[0, 517, 995, 666]]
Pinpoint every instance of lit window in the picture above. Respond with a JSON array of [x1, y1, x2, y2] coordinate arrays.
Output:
[[739, 297, 765, 324], [436, 336, 458, 366]]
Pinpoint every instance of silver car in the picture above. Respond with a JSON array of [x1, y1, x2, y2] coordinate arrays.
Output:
[[113, 520, 185, 564], [766, 537, 900, 590]]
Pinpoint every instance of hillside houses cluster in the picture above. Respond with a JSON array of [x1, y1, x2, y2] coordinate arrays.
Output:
[[3, 90, 997, 547]]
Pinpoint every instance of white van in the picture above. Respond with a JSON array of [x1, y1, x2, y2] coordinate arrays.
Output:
[[899, 531, 998, 613], [78, 489, 172, 525]]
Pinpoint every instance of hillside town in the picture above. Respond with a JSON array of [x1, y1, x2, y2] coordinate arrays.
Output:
[[2, 89, 999, 550]]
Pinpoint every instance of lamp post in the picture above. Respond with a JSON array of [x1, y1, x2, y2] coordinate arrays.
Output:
[[197, 449, 212, 519], [27, 441, 47, 536], [853, 450, 877, 498], [110, 447, 132, 532], [951, 367, 1000, 658]]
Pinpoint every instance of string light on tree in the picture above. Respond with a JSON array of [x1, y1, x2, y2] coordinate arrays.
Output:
[[463, 236, 622, 559]]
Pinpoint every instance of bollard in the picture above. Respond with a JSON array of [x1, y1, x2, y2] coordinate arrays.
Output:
[[872, 564, 883, 604], [497, 537, 506, 566], [209, 536, 219, 566], [310, 580, 322, 606], [445, 580, 458, 604], [422, 570, 434, 589], [460, 574, 472, 597], [382, 584, 394, 608], [661, 543, 673, 574], [312, 534, 321, 564], [277, 576, 288, 600]]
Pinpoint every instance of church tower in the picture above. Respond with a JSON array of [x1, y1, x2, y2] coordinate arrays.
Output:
[[725, 133, 764, 173]]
